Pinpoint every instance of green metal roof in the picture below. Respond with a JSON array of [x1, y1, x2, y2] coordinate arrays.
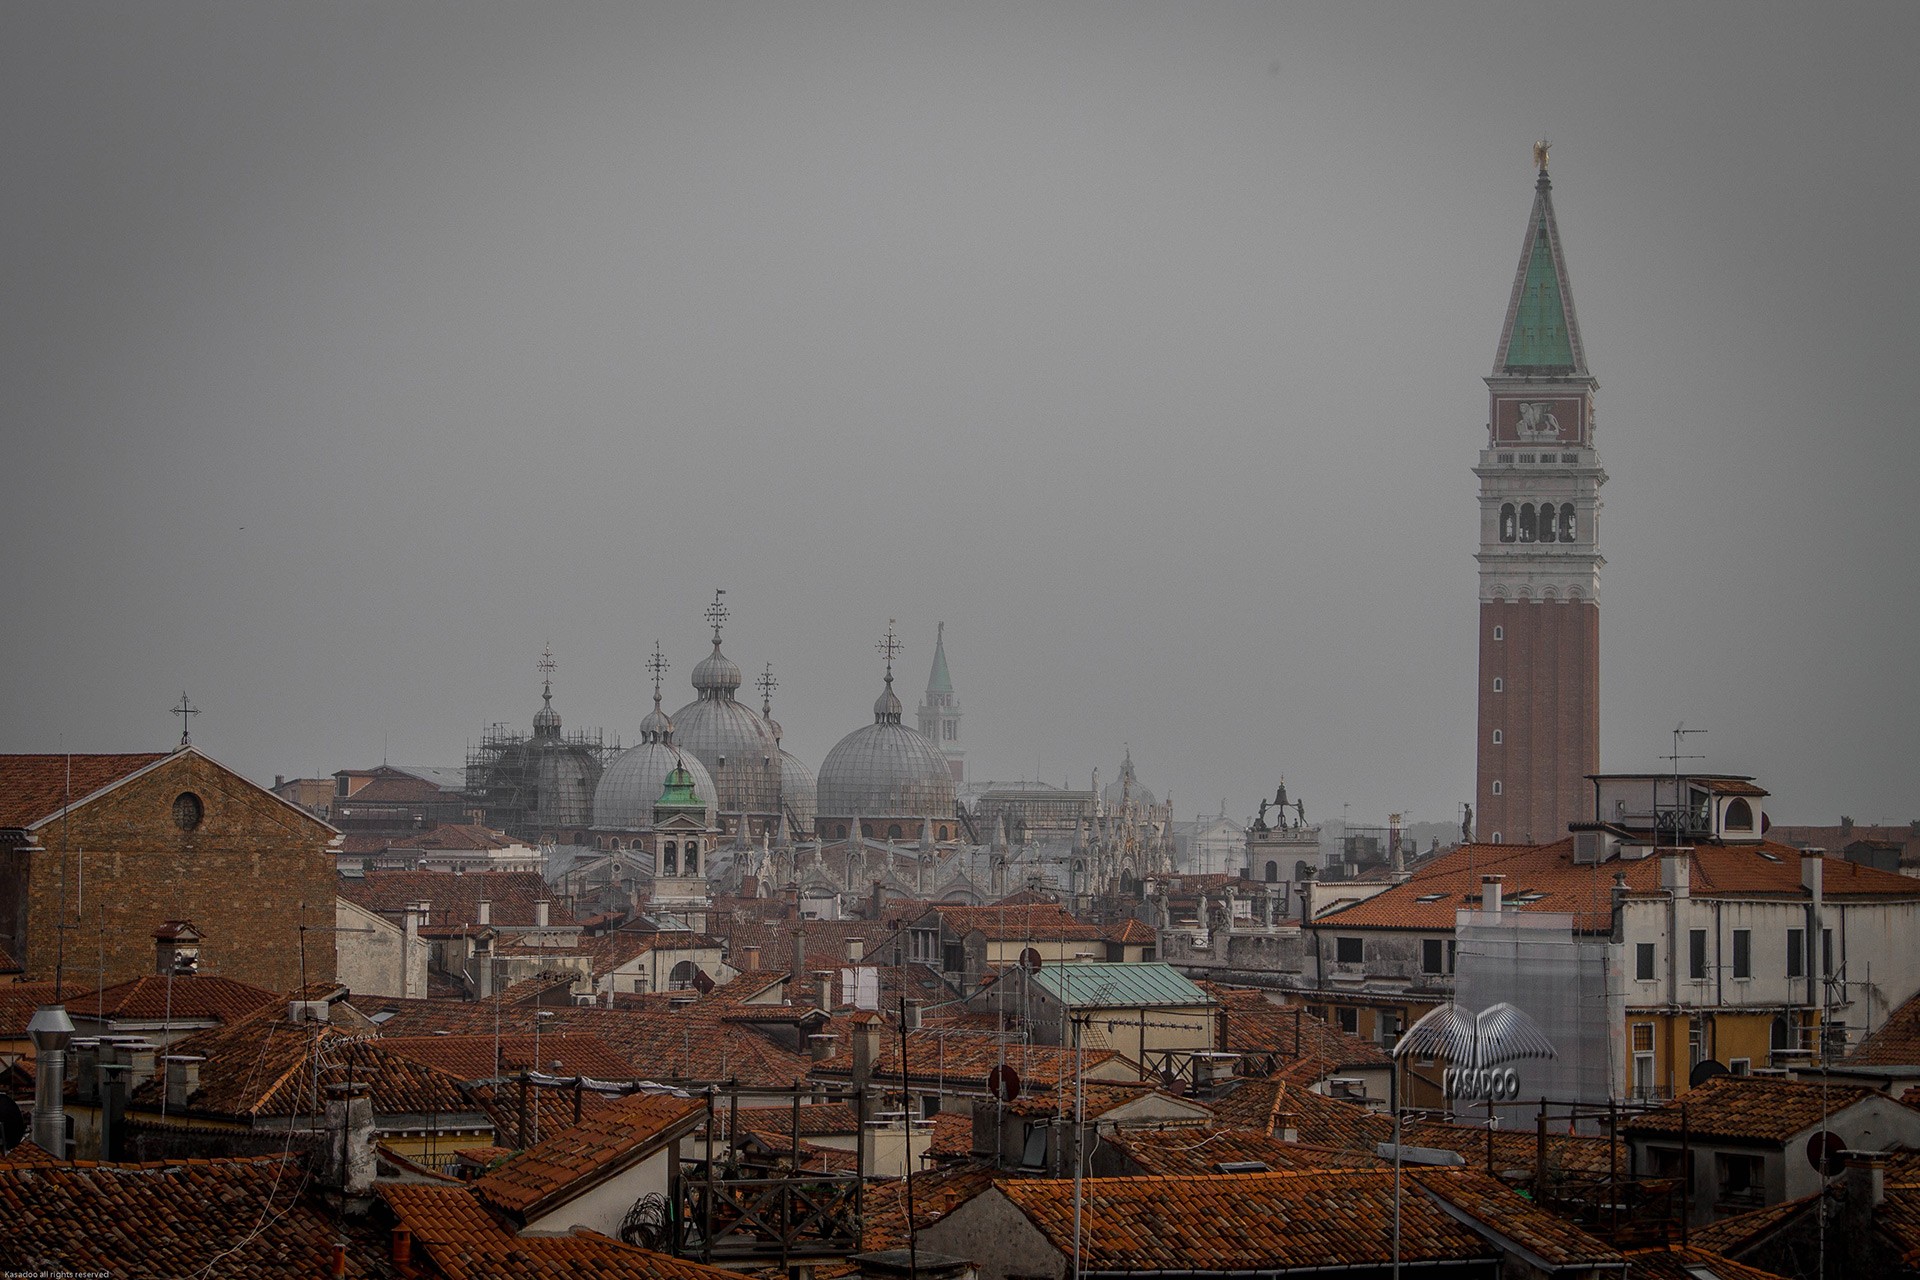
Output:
[[1027, 962, 1212, 1009], [926, 623, 953, 695], [656, 761, 705, 812], [1505, 219, 1575, 370]]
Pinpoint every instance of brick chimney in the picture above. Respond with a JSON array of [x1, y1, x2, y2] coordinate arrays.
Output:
[[322, 1082, 376, 1200], [851, 1013, 885, 1089], [742, 945, 761, 972]]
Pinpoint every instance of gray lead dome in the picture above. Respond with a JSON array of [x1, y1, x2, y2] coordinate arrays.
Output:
[[817, 673, 954, 824]]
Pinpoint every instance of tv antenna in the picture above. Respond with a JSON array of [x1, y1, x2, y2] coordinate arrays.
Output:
[[1663, 722, 1708, 846]]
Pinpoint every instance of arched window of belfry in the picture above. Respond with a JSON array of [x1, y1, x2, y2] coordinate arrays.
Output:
[[1518, 504, 1537, 542], [1539, 504, 1556, 542], [1560, 503, 1576, 542], [1500, 504, 1516, 543], [686, 841, 699, 874], [662, 843, 678, 876]]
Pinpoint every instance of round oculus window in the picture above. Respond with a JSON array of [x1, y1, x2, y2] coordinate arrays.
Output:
[[172, 792, 204, 831]]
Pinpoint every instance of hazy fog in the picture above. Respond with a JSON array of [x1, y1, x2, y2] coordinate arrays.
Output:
[[4, 3, 1916, 829]]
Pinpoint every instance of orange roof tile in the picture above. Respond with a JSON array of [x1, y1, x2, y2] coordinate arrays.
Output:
[[1106, 1126, 1382, 1175], [0, 753, 168, 829], [1, 1154, 402, 1277], [339, 869, 573, 928], [1853, 988, 1920, 1065], [1104, 918, 1156, 945], [1319, 838, 1919, 933], [64, 974, 279, 1025], [1625, 1074, 1881, 1143], [378, 1033, 634, 1082], [1622, 1245, 1790, 1280], [989, 1168, 1622, 1271], [916, 903, 1105, 942], [477, 1093, 703, 1218]]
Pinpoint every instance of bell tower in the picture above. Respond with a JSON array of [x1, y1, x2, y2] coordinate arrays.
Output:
[[916, 621, 963, 784], [1474, 146, 1605, 845]]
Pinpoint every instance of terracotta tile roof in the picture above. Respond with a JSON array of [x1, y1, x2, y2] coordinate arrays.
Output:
[[989, 1168, 1621, 1271], [477, 1093, 703, 1218], [1852, 988, 1920, 1065], [1107, 1126, 1383, 1175], [1104, 918, 1156, 945], [1217, 998, 1392, 1070], [129, 1006, 478, 1122], [64, 973, 280, 1025], [1623, 1245, 1793, 1279], [1003, 1079, 1182, 1120], [339, 870, 574, 928], [860, 1161, 1001, 1252], [1397, 1116, 1621, 1177], [927, 1109, 972, 1157], [0, 981, 64, 1037], [463, 1078, 632, 1143], [1625, 1074, 1880, 1143], [1690, 1192, 1817, 1255], [718, 1100, 860, 1139], [381, 1181, 739, 1280], [0, 944, 18, 974], [366, 998, 812, 1088], [924, 902, 1105, 942], [816, 1028, 1129, 1091], [1318, 838, 1920, 933], [0, 753, 168, 829], [1207, 1078, 1389, 1149], [723, 917, 909, 974], [378, 1033, 635, 1082], [0, 1154, 402, 1277]]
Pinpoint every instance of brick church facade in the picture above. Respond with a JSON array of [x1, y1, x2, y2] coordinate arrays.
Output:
[[0, 748, 338, 992], [1473, 157, 1605, 845]]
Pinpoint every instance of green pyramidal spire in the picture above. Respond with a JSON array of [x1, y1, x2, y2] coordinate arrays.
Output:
[[1494, 170, 1587, 376], [927, 621, 953, 696]]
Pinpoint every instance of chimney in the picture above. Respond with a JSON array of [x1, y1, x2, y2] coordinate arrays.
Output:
[[1660, 849, 1690, 898], [391, 1227, 414, 1267], [476, 898, 491, 926], [852, 1015, 884, 1089], [535, 899, 550, 928], [164, 1055, 203, 1110], [1840, 816, 1854, 838], [808, 1032, 838, 1062], [118, 1037, 158, 1089], [905, 1000, 923, 1031], [72, 1039, 100, 1105], [1481, 874, 1503, 915], [28, 1005, 74, 1156], [815, 970, 834, 1011], [322, 1082, 376, 1199], [330, 1243, 347, 1278], [846, 936, 866, 963], [1847, 1151, 1887, 1208], [742, 945, 762, 972], [274, 774, 285, 788]]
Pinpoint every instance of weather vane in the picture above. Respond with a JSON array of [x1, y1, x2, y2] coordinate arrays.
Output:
[[705, 589, 728, 643], [646, 642, 669, 702], [756, 662, 778, 713], [171, 692, 200, 746], [1533, 139, 1551, 173], [876, 620, 902, 680]]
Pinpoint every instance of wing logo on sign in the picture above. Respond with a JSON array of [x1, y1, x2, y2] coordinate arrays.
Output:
[[1393, 1001, 1557, 1102]]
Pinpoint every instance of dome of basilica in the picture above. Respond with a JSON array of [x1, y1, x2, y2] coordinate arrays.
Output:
[[671, 630, 782, 819], [592, 695, 718, 830], [779, 748, 818, 834], [817, 669, 955, 829]]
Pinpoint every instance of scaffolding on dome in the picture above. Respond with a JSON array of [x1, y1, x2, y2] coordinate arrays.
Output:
[[464, 721, 621, 841]]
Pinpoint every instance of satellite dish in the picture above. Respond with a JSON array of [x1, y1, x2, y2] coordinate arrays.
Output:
[[1807, 1130, 1847, 1177], [1019, 948, 1043, 973], [1689, 1059, 1729, 1088], [987, 1065, 1021, 1102]]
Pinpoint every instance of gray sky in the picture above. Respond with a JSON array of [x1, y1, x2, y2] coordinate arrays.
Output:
[[4, 2, 1916, 829]]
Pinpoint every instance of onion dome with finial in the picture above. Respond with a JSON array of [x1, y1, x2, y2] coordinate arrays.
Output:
[[816, 622, 956, 840], [594, 642, 719, 830], [669, 591, 782, 820]]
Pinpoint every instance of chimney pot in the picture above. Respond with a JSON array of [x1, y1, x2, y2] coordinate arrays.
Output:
[[1481, 874, 1503, 915], [164, 1055, 203, 1110], [535, 899, 551, 928], [391, 1227, 413, 1265], [476, 898, 491, 926], [742, 945, 761, 972], [846, 936, 866, 963]]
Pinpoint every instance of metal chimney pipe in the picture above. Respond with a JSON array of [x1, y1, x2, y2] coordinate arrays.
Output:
[[27, 1005, 74, 1157]]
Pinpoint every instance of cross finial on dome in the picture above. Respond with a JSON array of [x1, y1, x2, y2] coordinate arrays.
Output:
[[538, 644, 557, 694], [876, 620, 902, 682], [647, 642, 669, 707], [757, 662, 779, 717], [706, 589, 728, 647]]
